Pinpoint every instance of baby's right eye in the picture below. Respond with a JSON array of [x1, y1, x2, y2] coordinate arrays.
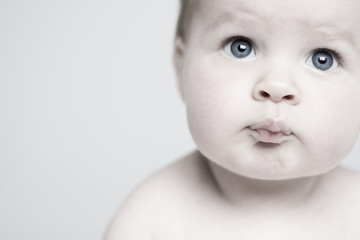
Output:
[[223, 38, 255, 59]]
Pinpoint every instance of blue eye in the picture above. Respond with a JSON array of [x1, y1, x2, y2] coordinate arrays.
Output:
[[224, 38, 255, 58], [306, 50, 339, 71]]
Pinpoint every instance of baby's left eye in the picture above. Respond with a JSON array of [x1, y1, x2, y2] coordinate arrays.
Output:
[[306, 50, 339, 71]]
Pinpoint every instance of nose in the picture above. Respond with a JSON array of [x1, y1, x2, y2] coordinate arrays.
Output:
[[252, 71, 300, 105]]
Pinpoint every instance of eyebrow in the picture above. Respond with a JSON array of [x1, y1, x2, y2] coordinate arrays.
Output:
[[313, 25, 356, 47], [205, 10, 357, 48], [205, 10, 266, 33]]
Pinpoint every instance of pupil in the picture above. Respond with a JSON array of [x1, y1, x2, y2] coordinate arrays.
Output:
[[238, 44, 247, 52], [318, 56, 327, 64]]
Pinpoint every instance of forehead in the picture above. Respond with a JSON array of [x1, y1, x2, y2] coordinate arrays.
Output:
[[194, 0, 360, 42], [197, 0, 360, 20]]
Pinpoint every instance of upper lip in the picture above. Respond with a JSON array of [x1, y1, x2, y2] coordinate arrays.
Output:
[[249, 118, 292, 136]]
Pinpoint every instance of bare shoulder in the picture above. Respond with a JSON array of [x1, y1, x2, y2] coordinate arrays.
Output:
[[104, 151, 218, 240]]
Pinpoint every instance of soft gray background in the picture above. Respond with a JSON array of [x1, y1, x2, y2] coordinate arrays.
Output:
[[0, 1, 194, 239], [1, 1, 360, 240]]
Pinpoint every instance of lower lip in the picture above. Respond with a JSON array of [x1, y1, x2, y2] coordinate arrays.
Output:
[[248, 128, 289, 144]]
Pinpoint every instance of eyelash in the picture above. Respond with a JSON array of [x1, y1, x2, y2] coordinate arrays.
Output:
[[219, 35, 345, 66], [219, 35, 251, 49], [310, 48, 344, 67]]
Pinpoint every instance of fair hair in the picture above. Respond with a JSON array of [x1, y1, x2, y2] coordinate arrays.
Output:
[[175, 0, 199, 40]]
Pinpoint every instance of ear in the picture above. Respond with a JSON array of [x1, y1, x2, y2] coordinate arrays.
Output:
[[173, 37, 186, 102]]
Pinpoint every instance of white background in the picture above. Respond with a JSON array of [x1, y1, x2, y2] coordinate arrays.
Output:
[[1, 1, 360, 239]]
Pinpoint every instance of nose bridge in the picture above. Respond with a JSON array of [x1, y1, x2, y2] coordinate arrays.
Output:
[[252, 58, 300, 104]]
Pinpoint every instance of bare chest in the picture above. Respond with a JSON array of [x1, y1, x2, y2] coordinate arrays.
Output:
[[153, 205, 360, 240]]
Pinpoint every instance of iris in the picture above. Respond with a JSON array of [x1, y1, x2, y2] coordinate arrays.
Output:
[[312, 51, 334, 71], [230, 39, 253, 58]]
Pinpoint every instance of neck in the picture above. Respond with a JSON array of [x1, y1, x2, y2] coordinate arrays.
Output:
[[206, 157, 320, 211]]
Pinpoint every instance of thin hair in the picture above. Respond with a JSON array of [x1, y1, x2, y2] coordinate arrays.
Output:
[[175, 0, 199, 41]]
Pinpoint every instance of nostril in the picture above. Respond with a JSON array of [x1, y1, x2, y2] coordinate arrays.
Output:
[[255, 89, 299, 104], [284, 95, 294, 100], [260, 91, 270, 98]]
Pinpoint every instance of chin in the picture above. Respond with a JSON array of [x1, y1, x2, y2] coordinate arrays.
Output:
[[232, 168, 307, 181], [216, 156, 340, 181]]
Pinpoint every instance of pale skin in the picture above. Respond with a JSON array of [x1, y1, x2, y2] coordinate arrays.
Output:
[[105, 0, 360, 239]]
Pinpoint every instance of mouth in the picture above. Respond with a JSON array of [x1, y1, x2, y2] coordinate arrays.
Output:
[[248, 118, 292, 144]]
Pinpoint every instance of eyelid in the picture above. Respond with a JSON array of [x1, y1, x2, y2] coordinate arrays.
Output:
[[309, 48, 343, 66], [219, 35, 253, 49]]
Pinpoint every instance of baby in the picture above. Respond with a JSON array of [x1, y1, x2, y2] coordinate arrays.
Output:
[[105, 0, 360, 239]]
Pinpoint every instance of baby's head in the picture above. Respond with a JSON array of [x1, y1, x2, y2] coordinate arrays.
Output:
[[174, 0, 360, 180]]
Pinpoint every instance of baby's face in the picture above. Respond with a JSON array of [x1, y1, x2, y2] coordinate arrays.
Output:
[[175, 0, 360, 179]]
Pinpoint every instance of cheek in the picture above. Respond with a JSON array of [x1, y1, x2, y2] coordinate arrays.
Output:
[[183, 60, 252, 146], [302, 84, 360, 165], [184, 73, 230, 150]]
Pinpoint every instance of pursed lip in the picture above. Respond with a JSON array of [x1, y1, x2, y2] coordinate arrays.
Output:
[[248, 118, 292, 144]]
